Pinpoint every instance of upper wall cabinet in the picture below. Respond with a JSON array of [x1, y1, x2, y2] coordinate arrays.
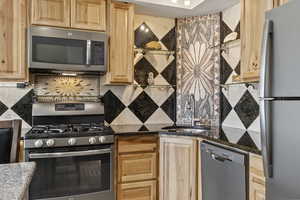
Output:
[[31, 0, 71, 27], [0, 0, 27, 81], [240, 0, 273, 82], [31, 0, 106, 31], [273, 0, 289, 7], [71, 0, 106, 31], [106, 1, 134, 84]]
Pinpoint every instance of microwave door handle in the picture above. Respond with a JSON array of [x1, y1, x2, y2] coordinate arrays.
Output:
[[29, 149, 112, 159], [86, 40, 91, 66]]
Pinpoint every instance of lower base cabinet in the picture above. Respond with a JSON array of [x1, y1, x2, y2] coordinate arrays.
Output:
[[249, 154, 266, 200], [159, 136, 198, 200], [118, 180, 157, 200]]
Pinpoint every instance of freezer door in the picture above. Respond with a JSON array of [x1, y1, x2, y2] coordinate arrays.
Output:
[[266, 100, 300, 200], [264, 0, 300, 97]]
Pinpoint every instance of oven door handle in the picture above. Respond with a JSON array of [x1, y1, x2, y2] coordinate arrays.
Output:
[[29, 149, 112, 159]]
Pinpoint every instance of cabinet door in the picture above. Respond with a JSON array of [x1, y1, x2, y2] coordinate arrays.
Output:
[[108, 2, 134, 84], [273, 0, 289, 7], [240, 0, 273, 81], [31, 0, 71, 27], [118, 180, 156, 200], [71, 0, 106, 31], [118, 153, 157, 183], [0, 0, 27, 80], [249, 154, 266, 200], [160, 137, 197, 200]]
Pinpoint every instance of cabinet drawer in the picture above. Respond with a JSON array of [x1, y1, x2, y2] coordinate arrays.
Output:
[[118, 180, 156, 200], [119, 152, 157, 183], [118, 136, 157, 154]]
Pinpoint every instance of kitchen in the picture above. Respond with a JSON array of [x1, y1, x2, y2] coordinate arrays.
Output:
[[0, 0, 297, 200]]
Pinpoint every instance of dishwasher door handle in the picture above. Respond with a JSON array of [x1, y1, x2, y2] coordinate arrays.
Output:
[[211, 153, 232, 162]]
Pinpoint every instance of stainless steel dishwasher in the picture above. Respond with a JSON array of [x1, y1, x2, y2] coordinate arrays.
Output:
[[201, 142, 247, 200]]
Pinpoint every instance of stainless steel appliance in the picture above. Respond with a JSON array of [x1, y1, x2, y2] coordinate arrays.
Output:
[[201, 142, 247, 200], [28, 26, 107, 74], [25, 102, 114, 200], [260, 1, 300, 199]]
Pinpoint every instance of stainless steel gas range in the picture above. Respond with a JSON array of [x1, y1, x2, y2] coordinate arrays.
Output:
[[24, 102, 115, 200]]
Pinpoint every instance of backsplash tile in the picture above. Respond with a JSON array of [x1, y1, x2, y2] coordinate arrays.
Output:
[[176, 14, 220, 125], [220, 3, 260, 150], [101, 14, 176, 125]]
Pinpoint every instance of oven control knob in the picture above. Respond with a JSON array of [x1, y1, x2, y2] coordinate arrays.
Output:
[[89, 137, 97, 144], [46, 139, 55, 147], [68, 138, 77, 146], [99, 136, 106, 143], [34, 140, 44, 148]]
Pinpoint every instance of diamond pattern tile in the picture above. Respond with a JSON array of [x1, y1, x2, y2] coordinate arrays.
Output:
[[161, 59, 176, 86], [219, 128, 229, 142], [11, 90, 33, 126], [235, 22, 240, 40], [0, 100, 8, 117], [220, 19, 233, 43], [134, 57, 159, 88], [220, 92, 232, 123], [139, 125, 149, 131], [220, 56, 233, 84], [161, 92, 176, 121], [234, 90, 259, 129], [234, 61, 241, 75], [128, 91, 159, 123], [160, 27, 176, 51], [103, 90, 126, 124], [135, 23, 159, 48], [237, 132, 258, 150]]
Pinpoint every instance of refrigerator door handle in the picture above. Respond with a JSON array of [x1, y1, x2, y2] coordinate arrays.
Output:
[[260, 99, 273, 178], [260, 20, 273, 98]]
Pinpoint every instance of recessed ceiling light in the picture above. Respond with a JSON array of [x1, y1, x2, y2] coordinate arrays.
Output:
[[140, 24, 145, 31], [184, 0, 191, 6]]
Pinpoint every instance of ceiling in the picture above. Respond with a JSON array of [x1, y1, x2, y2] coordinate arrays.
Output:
[[117, 0, 239, 18]]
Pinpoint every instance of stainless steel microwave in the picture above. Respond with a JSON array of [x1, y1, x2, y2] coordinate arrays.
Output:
[[28, 26, 107, 74]]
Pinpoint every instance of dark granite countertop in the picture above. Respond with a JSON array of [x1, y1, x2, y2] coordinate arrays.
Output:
[[0, 162, 36, 200], [109, 124, 261, 155]]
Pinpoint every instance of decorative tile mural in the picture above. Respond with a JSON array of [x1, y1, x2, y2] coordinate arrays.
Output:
[[176, 14, 220, 125], [101, 14, 176, 125], [220, 3, 261, 150]]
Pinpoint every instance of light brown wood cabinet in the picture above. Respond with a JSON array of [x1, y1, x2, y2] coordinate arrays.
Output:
[[116, 135, 158, 200], [118, 180, 157, 200], [71, 0, 106, 31], [273, 0, 289, 7], [249, 154, 266, 200], [31, 0, 71, 27], [0, 0, 28, 80], [240, 0, 273, 82], [31, 0, 106, 31], [106, 1, 134, 84], [159, 136, 197, 200]]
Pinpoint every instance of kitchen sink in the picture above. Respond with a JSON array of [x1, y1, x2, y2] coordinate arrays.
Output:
[[162, 125, 211, 133]]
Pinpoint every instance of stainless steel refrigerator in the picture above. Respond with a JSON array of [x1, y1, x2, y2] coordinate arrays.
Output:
[[260, 1, 300, 199]]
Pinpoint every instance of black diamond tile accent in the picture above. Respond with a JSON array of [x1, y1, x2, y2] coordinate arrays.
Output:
[[220, 92, 232, 123], [134, 57, 159, 88], [11, 90, 33, 125], [161, 92, 176, 121], [103, 90, 126, 124], [138, 125, 149, 131], [219, 128, 229, 142], [161, 27, 176, 51], [234, 91, 259, 129], [220, 56, 233, 84], [237, 132, 258, 150], [234, 61, 241, 75], [0, 100, 8, 116], [135, 23, 159, 48], [161, 59, 176, 86], [220, 19, 233, 43], [128, 91, 159, 123], [235, 22, 240, 40]]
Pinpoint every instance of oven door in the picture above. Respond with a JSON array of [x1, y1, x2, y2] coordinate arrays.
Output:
[[29, 26, 107, 73], [27, 145, 114, 200]]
